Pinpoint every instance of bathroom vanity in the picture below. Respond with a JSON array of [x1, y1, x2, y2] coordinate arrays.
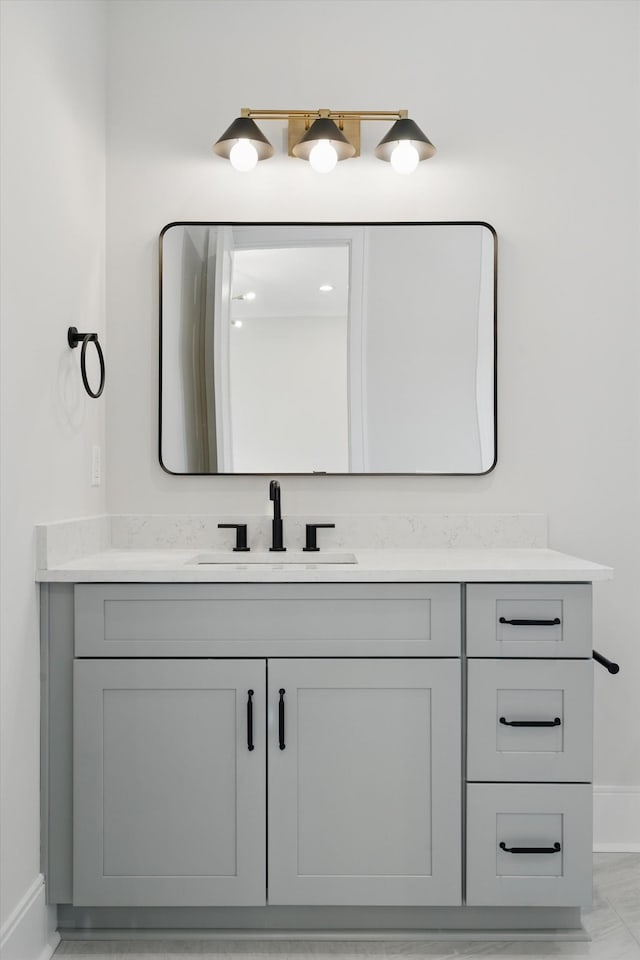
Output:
[[38, 519, 613, 941]]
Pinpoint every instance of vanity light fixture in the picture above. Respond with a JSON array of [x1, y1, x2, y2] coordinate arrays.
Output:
[[212, 108, 435, 174]]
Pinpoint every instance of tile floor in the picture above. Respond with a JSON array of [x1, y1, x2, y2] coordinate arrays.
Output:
[[55, 854, 640, 960]]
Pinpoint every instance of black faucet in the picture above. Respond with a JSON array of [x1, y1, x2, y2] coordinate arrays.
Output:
[[269, 480, 286, 552]]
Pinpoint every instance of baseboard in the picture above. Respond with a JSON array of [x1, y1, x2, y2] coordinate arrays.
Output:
[[59, 926, 589, 942], [0, 875, 59, 960], [593, 785, 640, 852]]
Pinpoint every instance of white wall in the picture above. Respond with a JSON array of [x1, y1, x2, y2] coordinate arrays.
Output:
[[105, 0, 640, 804], [364, 225, 487, 472], [230, 315, 348, 472], [0, 0, 107, 934]]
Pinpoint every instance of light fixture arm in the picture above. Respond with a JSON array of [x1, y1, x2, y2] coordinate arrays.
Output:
[[240, 107, 409, 121]]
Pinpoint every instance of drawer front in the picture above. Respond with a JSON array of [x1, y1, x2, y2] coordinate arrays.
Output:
[[466, 583, 591, 657], [75, 583, 461, 657], [466, 783, 592, 906], [467, 660, 593, 782]]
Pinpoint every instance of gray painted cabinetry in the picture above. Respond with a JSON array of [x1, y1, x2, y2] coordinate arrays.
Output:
[[73, 659, 266, 906], [268, 658, 461, 906], [465, 583, 593, 909], [41, 579, 594, 936]]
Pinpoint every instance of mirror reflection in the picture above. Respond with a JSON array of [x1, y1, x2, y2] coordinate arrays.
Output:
[[160, 222, 496, 475]]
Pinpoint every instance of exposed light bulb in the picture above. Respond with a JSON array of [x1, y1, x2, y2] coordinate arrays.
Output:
[[390, 141, 419, 175], [319, 284, 333, 293], [243, 291, 256, 301], [229, 140, 258, 172], [309, 140, 338, 174]]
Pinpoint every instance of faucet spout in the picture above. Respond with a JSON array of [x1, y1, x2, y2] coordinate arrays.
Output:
[[269, 480, 286, 552]]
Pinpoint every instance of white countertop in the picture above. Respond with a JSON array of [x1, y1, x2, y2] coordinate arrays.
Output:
[[35, 547, 613, 583]]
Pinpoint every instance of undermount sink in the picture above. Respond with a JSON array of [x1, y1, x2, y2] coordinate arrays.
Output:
[[188, 551, 358, 566]]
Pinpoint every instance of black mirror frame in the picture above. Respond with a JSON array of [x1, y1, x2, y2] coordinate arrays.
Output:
[[158, 220, 497, 477]]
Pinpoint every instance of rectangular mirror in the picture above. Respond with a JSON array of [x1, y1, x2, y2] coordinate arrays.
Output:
[[159, 222, 496, 475]]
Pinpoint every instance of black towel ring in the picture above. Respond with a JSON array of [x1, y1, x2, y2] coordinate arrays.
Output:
[[67, 327, 105, 399]]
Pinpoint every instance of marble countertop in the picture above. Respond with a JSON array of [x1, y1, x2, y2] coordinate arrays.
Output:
[[35, 546, 613, 583]]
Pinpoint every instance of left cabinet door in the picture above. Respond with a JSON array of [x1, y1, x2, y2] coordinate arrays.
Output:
[[73, 659, 266, 906]]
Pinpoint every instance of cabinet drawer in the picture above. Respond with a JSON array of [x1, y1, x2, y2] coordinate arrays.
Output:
[[74, 583, 461, 657], [466, 783, 592, 906], [467, 660, 593, 782], [466, 583, 591, 657]]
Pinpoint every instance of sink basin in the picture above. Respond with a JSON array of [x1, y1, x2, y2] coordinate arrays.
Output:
[[189, 551, 357, 565]]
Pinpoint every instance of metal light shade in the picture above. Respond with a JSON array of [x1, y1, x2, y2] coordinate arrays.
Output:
[[213, 117, 274, 161], [291, 117, 356, 161], [374, 118, 436, 162]]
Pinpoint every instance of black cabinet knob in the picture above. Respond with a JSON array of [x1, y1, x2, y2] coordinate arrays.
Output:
[[303, 523, 335, 552], [218, 523, 250, 551]]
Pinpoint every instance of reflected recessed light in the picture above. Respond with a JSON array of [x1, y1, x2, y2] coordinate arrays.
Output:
[[319, 284, 333, 292], [232, 291, 256, 301], [231, 320, 243, 328]]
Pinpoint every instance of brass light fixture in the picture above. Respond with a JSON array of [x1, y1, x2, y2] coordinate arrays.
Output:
[[213, 108, 435, 174]]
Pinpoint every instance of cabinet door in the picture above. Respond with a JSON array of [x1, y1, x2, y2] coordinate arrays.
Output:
[[73, 659, 265, 906], [268, 659, 461, 906]]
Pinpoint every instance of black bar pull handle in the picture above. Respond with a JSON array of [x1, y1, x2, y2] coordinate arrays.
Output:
[[500, 841, 561, 854], [278, 688, 286, 750], [499, 617, 561, 626], [593, 649, 620, 674], [500, 716, 561, 728], [247, 689, 254, 751]]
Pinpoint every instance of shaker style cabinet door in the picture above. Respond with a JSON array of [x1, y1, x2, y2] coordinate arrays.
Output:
[[73, 659, 266, 906], [267, 658, 461, 906]]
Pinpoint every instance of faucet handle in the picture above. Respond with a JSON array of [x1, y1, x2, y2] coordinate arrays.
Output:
[[303, 523, 336, 552], [218, 523, 250, 552]]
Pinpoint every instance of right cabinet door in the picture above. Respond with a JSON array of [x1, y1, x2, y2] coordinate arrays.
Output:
[[267, 658, 461, 906]]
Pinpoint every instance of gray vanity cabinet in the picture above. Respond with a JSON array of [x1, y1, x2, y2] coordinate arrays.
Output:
[[72, 655, 461, 908], [73, 659, 266, 907], [267, 658, 461, 906], [43, 577, 599, 933], [58, 582, 463, 910]]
